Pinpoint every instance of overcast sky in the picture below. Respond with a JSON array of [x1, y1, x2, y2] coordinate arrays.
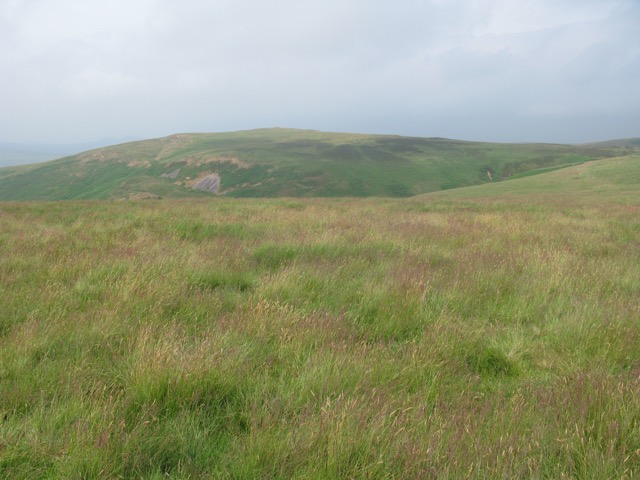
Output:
[[1, 0, 639, 144]]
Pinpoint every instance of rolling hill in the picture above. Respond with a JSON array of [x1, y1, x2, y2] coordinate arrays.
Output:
[[0, 128, 631, 201]]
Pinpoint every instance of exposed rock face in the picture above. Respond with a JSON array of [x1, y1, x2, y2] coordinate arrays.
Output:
[[161, 168, 180, 179], [192, 173, 221, 193]]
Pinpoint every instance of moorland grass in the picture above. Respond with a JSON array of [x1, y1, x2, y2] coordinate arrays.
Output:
[[0, 188, 639, 478]]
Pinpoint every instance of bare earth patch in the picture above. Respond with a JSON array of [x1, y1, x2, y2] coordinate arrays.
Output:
[[184, 155, 250, 169], [127, 160, 152, 167]]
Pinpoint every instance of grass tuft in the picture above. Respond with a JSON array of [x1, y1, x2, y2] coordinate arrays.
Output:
[[190, 270, 256, 292], [466, 343, 520, 377]]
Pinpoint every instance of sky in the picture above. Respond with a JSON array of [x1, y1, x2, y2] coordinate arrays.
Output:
[[1, 0, 639, 144]]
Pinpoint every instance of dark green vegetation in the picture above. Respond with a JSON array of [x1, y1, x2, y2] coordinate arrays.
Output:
[[1, 153, 639, 478], [0, 128, 629, 200]]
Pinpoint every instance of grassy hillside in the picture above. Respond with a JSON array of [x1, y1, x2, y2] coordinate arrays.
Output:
[[581, 137, 640, 148], [419, 153, 640, 205], [1, 155, 639, 477], [0, 128, 624, 200]]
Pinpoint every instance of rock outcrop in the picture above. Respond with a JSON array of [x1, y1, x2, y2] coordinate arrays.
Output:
[[161, 168, 180, 179], [192, 173, 220, 194]]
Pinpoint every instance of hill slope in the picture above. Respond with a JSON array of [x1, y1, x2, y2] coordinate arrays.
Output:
[[417, 153, 640, 205], [0, 128, 626, 200]]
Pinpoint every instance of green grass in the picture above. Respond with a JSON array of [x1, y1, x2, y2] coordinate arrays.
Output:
[[421, 154, 640, 205], [1, 156, 639, 478], [0, 128, 629, 201]]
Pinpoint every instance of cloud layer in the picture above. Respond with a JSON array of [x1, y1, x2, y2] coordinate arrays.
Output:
[[1, 0, 638, 143]]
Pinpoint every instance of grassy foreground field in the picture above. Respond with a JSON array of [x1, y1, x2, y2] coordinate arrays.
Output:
[[1, 162, 639, 477]]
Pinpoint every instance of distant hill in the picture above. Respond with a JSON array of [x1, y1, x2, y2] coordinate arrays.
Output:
[[0, 128, 629, 201], [580, 138, 640, 148], [0, 137, 142, 168], [0, 145, 64, 167]]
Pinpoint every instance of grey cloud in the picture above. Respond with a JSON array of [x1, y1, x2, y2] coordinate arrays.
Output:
[[0, 0, 638, 143]]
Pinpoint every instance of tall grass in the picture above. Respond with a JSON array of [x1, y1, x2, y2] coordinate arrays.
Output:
[[0, 196, 638, 478]]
